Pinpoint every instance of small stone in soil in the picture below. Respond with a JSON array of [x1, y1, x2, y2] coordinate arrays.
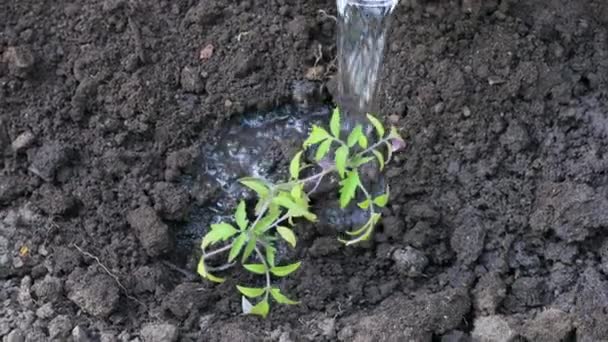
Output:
[[127, 205, 172, 257], [140, 323, 179, 342], [29, 142, 72, 182], [11, 131, 35, 152], [392, 246, 428, 277]]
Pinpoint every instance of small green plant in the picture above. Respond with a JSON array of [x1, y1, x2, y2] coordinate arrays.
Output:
[[198, 107, 404, 318]]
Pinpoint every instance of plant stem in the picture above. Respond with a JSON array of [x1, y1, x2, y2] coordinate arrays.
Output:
[[203, 243, 233, 259], [255, 246, 272, 301], [357, 137, 391, 158]]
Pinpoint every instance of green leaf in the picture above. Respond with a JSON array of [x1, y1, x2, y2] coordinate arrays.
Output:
[[315, 139, 332, 161], [335, 145, 349, 178], [373, 193, 389, 207], [197, 259, 225, 283], [277, 226, 296, 248], [358, 199, 370, 209], [358, 134, 368, 148], [272, 192, 315, 221], [242, 236, 257, 263], [350, 156, 374, 168], [290, 151, 302, 180], [235, 201, 248, 231], [266, 245, 276, 267], [372, 149, 385, 170], [270, 262, 301, 277], [339, 170, 360, 208], [253, 205, 282, 234], [389, 126, 402, 140], [303, 125, 331, 147], [270, 288, 299, 305], [347, 125, 364, 147], [291, 183, 303, 201], [243, 263, 267, 275], [250, 299, 269, 318], [239, 177, 270, 197], [228, 233, 248, 262], [367, 114, 385, 138], [330, 107, 341, 138], [237, 285, 266, 298], [202, 223, 238, 249]]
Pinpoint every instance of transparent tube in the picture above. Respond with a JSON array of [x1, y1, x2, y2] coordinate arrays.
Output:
[[336, 0, 398, 129]]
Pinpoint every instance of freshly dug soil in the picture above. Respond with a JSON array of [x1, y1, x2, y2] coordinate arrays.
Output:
[[2, 0, 608, 341]]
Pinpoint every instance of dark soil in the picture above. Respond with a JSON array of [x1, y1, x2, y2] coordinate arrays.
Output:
[[2, 0, 608, 341]]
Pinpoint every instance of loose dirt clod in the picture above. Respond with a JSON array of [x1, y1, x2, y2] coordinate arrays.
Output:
[[127, 206, 172, 257]]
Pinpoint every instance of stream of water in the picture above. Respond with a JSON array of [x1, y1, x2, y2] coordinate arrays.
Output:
[[336, 0, 398, 127]]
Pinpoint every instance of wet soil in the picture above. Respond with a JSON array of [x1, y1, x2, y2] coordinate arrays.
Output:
[[3, 0, 608, 341]]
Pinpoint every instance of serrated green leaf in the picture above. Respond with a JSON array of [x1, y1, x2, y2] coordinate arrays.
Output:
[[270, 288, 299, 305], [266, 245, 276, 267], [367, 114, 385, 138], [228, 233, 248, 262], [250, 299, 269, 318], [372, 149, 385, 170], [277, 226, 296, 248], [197, 259, 225, 283], [235, 201, 248, 231], [272, 192, 315, 221], [339, 170, 360, 208], [358, 199, 370, 209], [330, 107, 341, 138], [237, 285, 266, 298], [358, 134, 368, 148], [303, 126, 331, 147], [347, 125, 364, 147], [315, 139, 332, 161], [270, 262, 301, 277], [373, 194, 389, 207], [290, 151, 302, 180], [239, 177, 270, 197], [253, 205, 282, 234], [243, 263, 267, 275], [202, 223, 238, 249], [335, 145, 349, 178], [242, 237, 257, 263]]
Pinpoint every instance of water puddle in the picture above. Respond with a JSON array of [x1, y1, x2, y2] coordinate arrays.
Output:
[[176, 105, 331, 254]]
